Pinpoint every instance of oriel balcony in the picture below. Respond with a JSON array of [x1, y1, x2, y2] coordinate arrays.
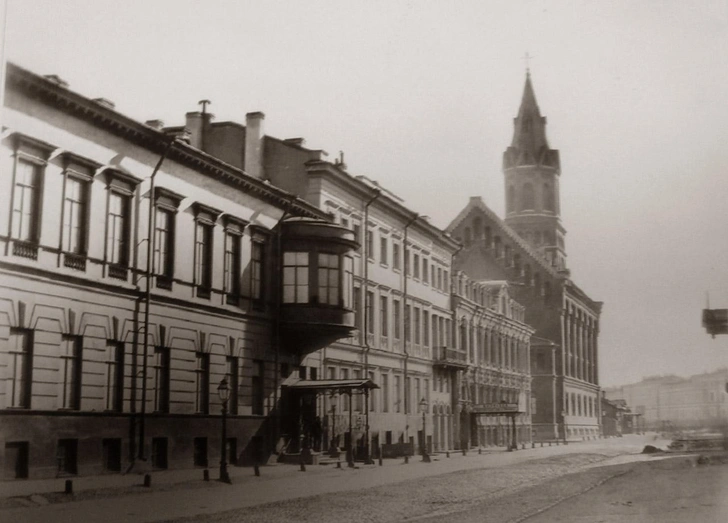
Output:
[[279, 217, 359, 355], [433, 346, 469, 370]]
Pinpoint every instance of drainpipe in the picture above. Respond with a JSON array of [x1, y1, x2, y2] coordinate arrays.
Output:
[[402, 213, 420, 448], [138, 136, 177, 461], [273, 197, 295, 456], [361, 188, 381, 463]]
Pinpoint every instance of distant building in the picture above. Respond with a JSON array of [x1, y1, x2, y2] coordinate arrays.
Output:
[[0, 63, 357, 479], [605, 369, 728, 431], [447, 72, 603, 441]]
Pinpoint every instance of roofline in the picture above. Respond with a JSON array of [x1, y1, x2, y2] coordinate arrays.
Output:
[[5, 62, 326, 220]]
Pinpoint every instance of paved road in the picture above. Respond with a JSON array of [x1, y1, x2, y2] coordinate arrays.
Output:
[[0, 436, 663, 523]]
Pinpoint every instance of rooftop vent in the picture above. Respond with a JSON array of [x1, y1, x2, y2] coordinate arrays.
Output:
[[92, 98, 115, 110], [43, 74, 69, 88], [145, 119, 165, 130]]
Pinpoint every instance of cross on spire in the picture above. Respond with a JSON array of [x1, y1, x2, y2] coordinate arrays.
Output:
[[522, 52, 533, 73]]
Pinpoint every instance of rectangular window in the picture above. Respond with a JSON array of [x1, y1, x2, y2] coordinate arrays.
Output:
[[252, 360, 264, 415], [343, 256, 354, 309], [62, 176, 88, 255], [228, 356, 239, 415], [414, 307, 421, 345], [194, 222, 213, 298], [423, 311, 429, 347], [380, 296, 388, 337], [437, 268, 443, 290], [413, 254, 420, 279], [422, 258, 428, 283], [318, 253, 340, 305], [366, 230, 374, 260], [443, 270, 449, 292], [57, 439, 78, 475], [341, 368, 349, 411], [393, 299, 401, 339], [404, 304, 411, 342], [431, 265, 436, 288], [224, 232, 242, 302], [353, 287, 362, 332], [154, 208, 175, 286], [369, 371, 376, 412], [394, 375, 401, 413], [154, 346, 170, 413], [106, 191, 131, 269], [251, 241, 265, 308], [193, 437, 208, 467], [381, 373, 389, 412], [60, 336, 82, 410], [106, 341, 124, 412], [196, 352, 210, 414], [404, 248, 410, 274], [366, 291, 375, 334], [102, 438, 122, 472], [152, 437, 168, 469], [353, 224, 361, 250], [283, 252, 309, 303], [353, 370, 362, 411], [11, 158, 42, 243], [393, 242, 401, 270], [405, 376, 411, 414], [7, 329, 33, 408], [380, 236, 388, 265]]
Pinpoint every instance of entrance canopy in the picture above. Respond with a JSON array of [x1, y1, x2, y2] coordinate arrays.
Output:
[[284, 379, 379, 394]]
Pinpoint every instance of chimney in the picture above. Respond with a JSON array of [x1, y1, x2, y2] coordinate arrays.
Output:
[[145, 119, 165, 130], [245, 111, 265, 179], [92, 97, 115, 109], [185, 111, 204, 149]]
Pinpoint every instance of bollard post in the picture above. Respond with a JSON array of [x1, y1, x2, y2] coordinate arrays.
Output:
[[336, 461, 342, 469], [404, 455, 409, 464], [64, 479, 73, 495], [446, 450, 450, 458], [478, 447, 482, 455], [143, 474, 151, 488], [532, 442, 535, 448], [254, 464, 260, 477], [300, 460, 306, 472], [379, 454, 383, 466], [462, 449, 466, 456], [203, 469, 210, 481]]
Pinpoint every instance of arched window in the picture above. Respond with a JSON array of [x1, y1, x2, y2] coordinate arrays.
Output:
[[522, 183, 535, 211], [507, 185, 516, 214], [543, 183, 554, 212], [472, 217, 483, 240]]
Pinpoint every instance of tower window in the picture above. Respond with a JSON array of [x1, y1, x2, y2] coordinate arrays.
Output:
[[543, 183, 555, 212], [521, 183, 535, 211]]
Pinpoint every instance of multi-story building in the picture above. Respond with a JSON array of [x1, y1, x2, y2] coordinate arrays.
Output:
[[447, 72, 603, 441], [451, 274, 534, 449], [0, 63, 358, 479], [605, 369, 728, 431]]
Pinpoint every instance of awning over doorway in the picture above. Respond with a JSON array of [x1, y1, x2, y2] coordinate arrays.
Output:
[[284, 379, 379, 394]]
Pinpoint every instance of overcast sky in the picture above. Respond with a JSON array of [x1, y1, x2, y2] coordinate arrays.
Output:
[[4, 0, 728, 387]]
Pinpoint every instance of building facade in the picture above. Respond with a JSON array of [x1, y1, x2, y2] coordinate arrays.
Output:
[[448, 73, 603, 441], [605, 370, 728, 431], [0, 63, 357, 479]]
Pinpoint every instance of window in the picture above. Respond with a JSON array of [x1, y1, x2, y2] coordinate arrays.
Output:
[[393, 242, 401, 270], [404, 248, 410, 274], [353, 224, 361, 250], [252, 360, 264, 415], [423, 311, 429, 347], [283, 252, 309, 303], [228, 356, 239, 415], [405, 377, 411, 413], [196, 352, 210, 414], [380, 236, 388, 265], [422, 258, 428, 283], [366, 229, 374, 260], [251, 239, 266, 308], [57, 439, 78, 475], [393, 299, 401, 339], [194, 221, 214, 298], [343, 256, 354, 309], [318, 253, 340, 305], [353, 287, 362, 332], [394, 375, 401, 413], [11, 158, 42, 249], [443, 270, 449, 292], [404, 304, 411, 342], [431, 265, 436, 287], [341, 368, 349, 411], [106, 191, 131, 276], [106, 341, 124, 412], [193, 437, 208, 467], [7, 329, 33, 408], [413, 254, 420, 279], [60, 336, 82, 410], [102, 438, 122, 472], [224, 231, 242, 303], [154, 346, 170, 413], [381, 373, 389, 412], [154, 208, 175, 287], [414, 307, 421, 345], [62, 175, 90, 269], [369, 371, 376, 412], [366, 291, 375, 334], [522, 182, 535, 211], [380, 296, 388, 337]]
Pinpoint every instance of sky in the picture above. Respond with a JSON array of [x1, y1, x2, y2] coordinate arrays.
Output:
[[3, 0, 728, 388]]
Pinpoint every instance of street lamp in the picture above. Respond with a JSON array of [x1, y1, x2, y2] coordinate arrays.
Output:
[[419, 397, 431, 463], [217, 377, 231, 483]]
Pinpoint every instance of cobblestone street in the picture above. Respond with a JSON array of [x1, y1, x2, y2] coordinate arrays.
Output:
[[0, 435, 671, 522]]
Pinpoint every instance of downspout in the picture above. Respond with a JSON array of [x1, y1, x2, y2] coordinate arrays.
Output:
[[362, 188, 381, 463], [273, 197, 295, 455], [402, 213, 420, 446], [138, 136, 177, 461]]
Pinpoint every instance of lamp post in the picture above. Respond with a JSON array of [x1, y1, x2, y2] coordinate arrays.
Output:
[[419, 397, 431, 463], [217, 377, 231, 484]]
